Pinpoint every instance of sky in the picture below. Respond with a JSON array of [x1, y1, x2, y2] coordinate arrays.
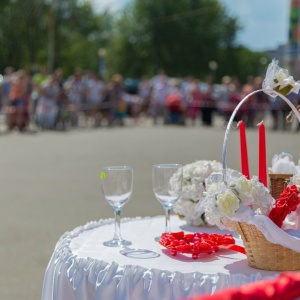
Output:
[[90, 0, 291, 51]]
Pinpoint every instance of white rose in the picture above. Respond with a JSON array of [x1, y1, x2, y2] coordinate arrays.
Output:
[[169, 168, 183, 195], [174, 198, 206, 226], [235, 176, 252, 192], [193, 165, 210, 181], [234, 176, 253, 204], [183, 165, 193, 180], [205, 182, 225, 194], [217, 189, 240, 217], [292, 174, 300, 187], [185, 201, 203, 219], [205, 209, 220, 227], [250, 176, 274, 215], [183, 183, 204, 200], [210, 160, 222, 172], [203, 202, 222, 227]]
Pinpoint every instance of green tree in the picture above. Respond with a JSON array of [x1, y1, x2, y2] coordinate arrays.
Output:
[[218, 46, 268, 82], [0, 0, 113, 76], [109, 0, 241, 79], [0, 0, 46, 70], [53, 1, 113, 75]]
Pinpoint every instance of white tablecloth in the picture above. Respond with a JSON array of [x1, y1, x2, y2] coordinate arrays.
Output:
[[42, 216, 280, 300]]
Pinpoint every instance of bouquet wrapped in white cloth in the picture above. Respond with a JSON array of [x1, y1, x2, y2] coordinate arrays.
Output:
[[170, 160, 222, 226]]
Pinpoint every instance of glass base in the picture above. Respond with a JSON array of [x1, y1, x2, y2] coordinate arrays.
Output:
[[103, 238, 132, 247], [120, 248, 160, 259]]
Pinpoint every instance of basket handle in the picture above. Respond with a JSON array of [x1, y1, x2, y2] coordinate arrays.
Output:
[[222, 89, 300, 182]]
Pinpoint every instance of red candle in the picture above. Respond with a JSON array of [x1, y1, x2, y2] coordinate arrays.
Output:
[[238, 121, 250, 179], [258, 121, 267, 187]]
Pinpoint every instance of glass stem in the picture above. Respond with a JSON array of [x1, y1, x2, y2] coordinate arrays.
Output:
[[113, 209, 122, 241], [165, 208, 171, 233]]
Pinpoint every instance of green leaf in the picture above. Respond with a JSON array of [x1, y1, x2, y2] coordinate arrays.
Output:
[[274, 84, 293, 96]]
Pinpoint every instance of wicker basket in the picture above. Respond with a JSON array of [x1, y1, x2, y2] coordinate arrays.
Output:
[[221, 88, 300, 271], [236, 222, 300, 271], [269, 173, 293, 200]]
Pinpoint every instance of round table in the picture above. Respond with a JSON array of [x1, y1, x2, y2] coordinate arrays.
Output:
[[42, 216, 279, 300]]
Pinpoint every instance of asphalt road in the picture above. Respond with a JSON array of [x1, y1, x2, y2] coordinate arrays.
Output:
[[0, 116, 299, 300]]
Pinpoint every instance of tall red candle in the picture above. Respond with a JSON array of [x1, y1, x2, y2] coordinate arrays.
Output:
[[258, 121, 267, 187], [238, 121, 250, 179]]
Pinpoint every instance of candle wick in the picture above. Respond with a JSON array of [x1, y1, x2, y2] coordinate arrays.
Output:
[[257, 121, 264, 126]]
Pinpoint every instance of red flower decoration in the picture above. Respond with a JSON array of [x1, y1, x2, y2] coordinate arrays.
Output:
[[269, 185, 300, 228], [159, 231, 245, 259]]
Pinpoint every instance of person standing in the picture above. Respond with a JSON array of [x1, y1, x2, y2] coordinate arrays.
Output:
[[1, 66, 14, 111], [149, 75, 170, 125], [102, 74, 126, 126], [201, 77, 215, 126], [188, 79, 202, 126], [65, 69, 86, 127], [85, 72, 104, 127], [35, 76, 59, 129], [6, 70, 31, 131], [165, 79, 185, 125], [138, 75, 152, 116], [32, 66, 51, 114]]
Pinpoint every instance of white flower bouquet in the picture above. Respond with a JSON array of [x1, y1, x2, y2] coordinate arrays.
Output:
[[170, 160, 222, 226], [198, 172, 274, 230]]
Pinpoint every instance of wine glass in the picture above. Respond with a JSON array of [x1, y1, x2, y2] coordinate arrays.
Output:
[[100, 166, 133, 247], [152, 164, 182, 238]]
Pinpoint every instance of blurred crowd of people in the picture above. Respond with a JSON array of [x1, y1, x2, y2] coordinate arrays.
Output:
[[0, 66, 299, 133]]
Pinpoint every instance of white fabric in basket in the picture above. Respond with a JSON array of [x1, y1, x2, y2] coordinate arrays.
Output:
[[269, 154, 298, 174], [232, 206, 300, 252]]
